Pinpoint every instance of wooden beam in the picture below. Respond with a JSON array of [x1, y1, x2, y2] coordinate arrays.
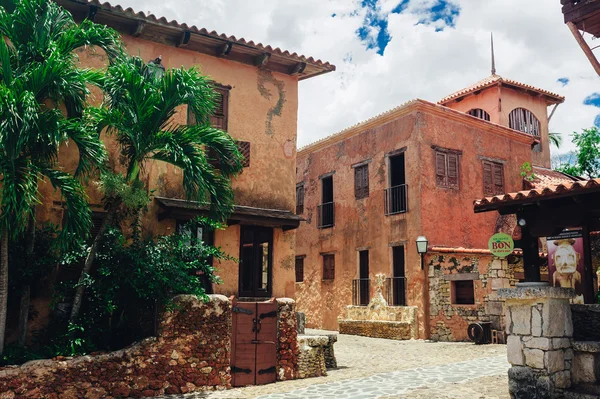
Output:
[[133, 21, 146, 37], [567, 21, 600, 76], [177, 31, 191, 48], [548, 103, 559, 123], [217, 42, 232, 57], [290, 62, 306, 75], [254, 53, 270, 67]]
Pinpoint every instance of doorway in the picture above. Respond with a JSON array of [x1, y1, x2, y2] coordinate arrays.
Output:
[[239, 226, 273, 298], [359, 250, 370, 305], [386, 153, 407, 214], [392, 246, 406, 306]]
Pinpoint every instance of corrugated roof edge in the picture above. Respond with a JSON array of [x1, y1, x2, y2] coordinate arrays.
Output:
[[59, 0, 335, 73]]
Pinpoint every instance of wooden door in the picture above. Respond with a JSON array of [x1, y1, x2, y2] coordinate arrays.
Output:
[[231, 300, 278, 387], [239, 227, 273, 298], [359, 250, 370, 305]]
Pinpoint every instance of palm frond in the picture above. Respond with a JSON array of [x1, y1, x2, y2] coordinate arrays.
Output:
[[549, 132, 563, 148]]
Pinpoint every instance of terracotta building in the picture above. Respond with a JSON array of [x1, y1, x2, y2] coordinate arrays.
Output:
[[28, 0, 334, 331], [294, 74, 565, 340]]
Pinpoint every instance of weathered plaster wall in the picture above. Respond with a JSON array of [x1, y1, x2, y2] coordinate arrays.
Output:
[[443, 86, 551, 168], [418, 111, 533, 250], [427, 254, 519, 342], [295, 105, 533, 338], [28, 31, 299, 335], [295, 113, 425, 334]]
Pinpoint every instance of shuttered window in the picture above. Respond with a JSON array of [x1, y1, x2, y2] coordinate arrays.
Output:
[[237, 141, 250, 167], [296, 184, 304, 214], [187, 84, 230, 132], [453, 280, 475, 305], [323, 254, 335, 280], [295, 256, 304, 283], [354, 164, 369, 199], [482, 160, 505, 196], [435, 150, 459, 189], [467, 108, 490, 121]]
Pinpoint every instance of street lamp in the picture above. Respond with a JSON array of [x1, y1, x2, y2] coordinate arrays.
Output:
[[416, 235, 428, 270], [147, 56, 165, 79]]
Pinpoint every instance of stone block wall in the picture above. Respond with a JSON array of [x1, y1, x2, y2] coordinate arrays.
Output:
[[296, 336, 328, 379], [428, 253, 519, 342], [276, 298, 299, 381], [500, 286, 575, 398], [338, 303, 417, 340], [0, 295, 232, 398]]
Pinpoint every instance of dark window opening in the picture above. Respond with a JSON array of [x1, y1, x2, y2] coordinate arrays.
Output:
[[453, 280, 475, 305], [296, 184, 304, 215], [359, 250, 369, 305], [354, 164, 369, 199], [385, 153, 407, 215], [435, 150, 459, 189], [295, 256, 304, 283], [239, 226, 273, 297], [482, 160, 505, 196], [318, 176, 334, 228], [323, 254, 335, 280], [467, 108, 491, 121], [390, 246, 406, 306]]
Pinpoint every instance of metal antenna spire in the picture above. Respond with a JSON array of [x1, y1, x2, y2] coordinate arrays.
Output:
[[491, 32, 496, 75]]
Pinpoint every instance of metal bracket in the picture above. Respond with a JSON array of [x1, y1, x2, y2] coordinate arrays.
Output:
[[231, 365, 252, 374], [233, 306, 253, 315], [258, 366, 276, 375], [259, 310, 277, 319]]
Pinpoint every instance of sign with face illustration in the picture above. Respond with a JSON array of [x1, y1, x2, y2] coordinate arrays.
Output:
[[547, 229, 585, 304]]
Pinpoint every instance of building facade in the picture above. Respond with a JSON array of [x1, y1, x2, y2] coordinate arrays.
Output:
[[295, 77, 564, 340], [24, 0, 334, 337]]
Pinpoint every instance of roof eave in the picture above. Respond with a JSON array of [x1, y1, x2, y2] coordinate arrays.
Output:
[[439, 81, 565, 106]]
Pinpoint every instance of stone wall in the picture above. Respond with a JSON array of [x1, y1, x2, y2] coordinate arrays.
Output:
[[0, 295, 232, 398], [338, 320, 413, 340], [571, 304, 600, 342], [276, 299, 299, 381], [428, 253, 519, 342], [296, 336, 328, 379]]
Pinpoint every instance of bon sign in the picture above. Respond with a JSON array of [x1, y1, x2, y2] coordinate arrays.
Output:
[[488, 233, 514, 258]]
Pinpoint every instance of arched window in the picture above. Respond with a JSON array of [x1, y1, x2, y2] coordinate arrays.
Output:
[[509, 108, 540, 137], [467, 108, 490, 121]]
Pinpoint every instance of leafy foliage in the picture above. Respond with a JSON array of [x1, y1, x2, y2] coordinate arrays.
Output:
[[555, 127, 600, 179], [520, 162, 536, 182]]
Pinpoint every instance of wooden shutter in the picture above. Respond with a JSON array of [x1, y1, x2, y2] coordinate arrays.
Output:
[[296, 185, 304, 214], [210, 87, 229, 131], [435, 151, 448, 187], [447, 153, 459, 188], [483, 161, 494, 196], [238, 141, 250, 167], [323, 254, 335, 280], [295, 257, 304, 283], [454, 280, 475, 304], [354, 165, 369, 199], [493, 163, 504, 195]]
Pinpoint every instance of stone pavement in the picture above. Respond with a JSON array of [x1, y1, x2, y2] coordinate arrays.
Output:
[[149, 330, 510, 399]]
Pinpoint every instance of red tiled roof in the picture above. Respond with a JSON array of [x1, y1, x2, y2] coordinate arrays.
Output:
[[524, 166, 583, 189], [438, 74, 564, 105], [57, 0, 335, 79], [474, 178, 600, 212]]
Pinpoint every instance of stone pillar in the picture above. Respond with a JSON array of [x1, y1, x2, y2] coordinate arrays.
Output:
[[498, 286, 575, 399]]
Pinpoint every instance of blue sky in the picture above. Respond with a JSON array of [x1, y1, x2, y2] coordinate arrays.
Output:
[[113, 0, 600, 154]]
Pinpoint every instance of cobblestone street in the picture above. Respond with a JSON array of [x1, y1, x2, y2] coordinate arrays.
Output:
[[151, 330, 510, 399]]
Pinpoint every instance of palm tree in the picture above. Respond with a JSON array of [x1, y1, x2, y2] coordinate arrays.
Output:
[[69, 56, 244, 322], [0, 0, 122, 353], [549, 132, 563, 148]]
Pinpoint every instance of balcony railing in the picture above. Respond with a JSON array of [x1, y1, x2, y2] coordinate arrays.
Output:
[[384, 184, 408, 215], [317, 202, 335, 228], [352, 278, 370, 306], [384, 277, 406, 306]]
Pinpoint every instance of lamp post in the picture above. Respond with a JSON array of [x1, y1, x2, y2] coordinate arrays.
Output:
[[416, 235, 428, 270], [147, 56, 165, 80]]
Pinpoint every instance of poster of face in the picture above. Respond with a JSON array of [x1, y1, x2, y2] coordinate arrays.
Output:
[[547, 229, 585, 304]]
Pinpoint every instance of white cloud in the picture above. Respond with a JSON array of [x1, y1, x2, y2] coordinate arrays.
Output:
[[109, 0, 600, 153]]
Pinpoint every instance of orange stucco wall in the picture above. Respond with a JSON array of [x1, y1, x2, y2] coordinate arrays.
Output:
[[445, 86, 551, 168], [295, 106, 533, 338], [35, 34, 299, 300]]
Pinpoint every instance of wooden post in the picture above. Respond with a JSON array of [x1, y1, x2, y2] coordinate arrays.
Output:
[[519, 224, 541, 283], [567, 21, 600, 76], [582, 222, 595, 303]]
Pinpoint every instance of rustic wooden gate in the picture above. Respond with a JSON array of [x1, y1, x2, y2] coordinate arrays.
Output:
[[231, 299, 278, 387]]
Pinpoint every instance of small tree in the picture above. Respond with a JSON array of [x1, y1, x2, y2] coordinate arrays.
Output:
[[69, 56, 244, 322], [555, 127, 600, 179]]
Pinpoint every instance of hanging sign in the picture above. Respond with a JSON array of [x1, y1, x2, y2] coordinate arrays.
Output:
[[488, 232, 514, 257], [547, 229, 585, 304]]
